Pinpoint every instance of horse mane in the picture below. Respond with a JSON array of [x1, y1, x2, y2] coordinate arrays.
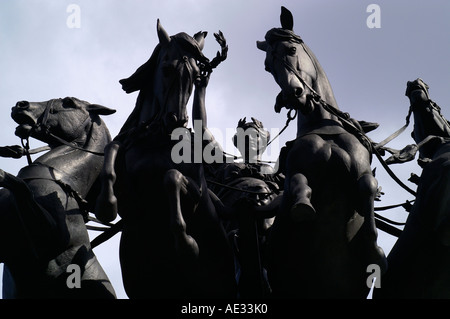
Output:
[[300, 41, 339, 110], [116, 44, 162, 139]]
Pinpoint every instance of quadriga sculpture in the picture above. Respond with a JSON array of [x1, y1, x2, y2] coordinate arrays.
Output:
[[0, 97, 116, 298], [95, 20, 236, 298], [256, 7, 386, 298]]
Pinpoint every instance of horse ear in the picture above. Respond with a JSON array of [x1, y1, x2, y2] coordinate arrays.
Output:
[[280, 6, 294, 30], [194, 31, 207, 50], [256, 40, 268, 52], [157, 19, 171, 46], [87, 104, 116, 116]]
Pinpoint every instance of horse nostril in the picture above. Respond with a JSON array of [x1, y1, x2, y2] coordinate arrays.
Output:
[[294, 87, 303, 98], [16, 101, 30, 109]]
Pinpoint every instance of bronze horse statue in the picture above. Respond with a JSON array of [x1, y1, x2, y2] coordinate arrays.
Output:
[[256, 7, 386, 298], [95, 20, 236, 298], [375, 78, 450, 298], [0, 97, 116, 298]]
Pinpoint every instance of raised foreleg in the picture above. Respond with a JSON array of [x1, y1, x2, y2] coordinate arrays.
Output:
[[95, 141, 120, 223], [163, 169, 201, 259], [289, 173, 316, 222], [357, 173, 387, 271]]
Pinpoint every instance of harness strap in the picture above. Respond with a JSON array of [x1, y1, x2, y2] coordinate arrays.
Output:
[[375, 107, 413, 149], [90, 219, 124, 249], [277, 49, 418, 196], [46, 131, 104, 156], [21, 137, 33, 165], [266, 108, 297, 147], [19, 163, 91, 220]]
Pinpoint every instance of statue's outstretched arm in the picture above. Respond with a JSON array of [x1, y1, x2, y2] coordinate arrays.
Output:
[[192, 63, 225, 156]]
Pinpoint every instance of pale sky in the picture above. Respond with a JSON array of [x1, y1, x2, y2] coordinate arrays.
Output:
[[0, 0, 449, 299]]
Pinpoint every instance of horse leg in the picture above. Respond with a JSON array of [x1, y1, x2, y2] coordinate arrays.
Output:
[[289, 173, 316, 222], [95, 141, 120, 223], [357, 173, 387, 271], [163, 169, 200, 259]]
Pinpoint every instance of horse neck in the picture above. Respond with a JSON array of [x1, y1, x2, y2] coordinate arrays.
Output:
[[137, 89, 158, 124], [301, 41, 339, 110], [296, 103, 342, 137], [35, 121, 111, 197], [294, 42, 344, 136]]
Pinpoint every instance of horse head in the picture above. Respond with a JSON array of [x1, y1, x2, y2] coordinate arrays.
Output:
[[257, 6, 338, 116], [406, 78, 430, 106], [118, 19, 211, 135], [12, 97, 115, 149], [406, 78, 450, 160]]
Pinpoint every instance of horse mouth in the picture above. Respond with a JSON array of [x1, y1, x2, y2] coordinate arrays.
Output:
[[406, 80, 428, 97], [276, 91, 314, 115], [11, 107, 37, 125], [275, 91, 304, 112], [11, 110, 37, 138]]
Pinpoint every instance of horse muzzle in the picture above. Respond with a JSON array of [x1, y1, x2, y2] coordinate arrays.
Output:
[[274, 90, 313, 115], [11, 102, 39, 139]]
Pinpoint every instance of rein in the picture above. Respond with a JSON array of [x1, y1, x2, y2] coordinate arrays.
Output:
[[18, 100, 105, 165], [219, 108, 297, 163], [272, 43, 417, 197]]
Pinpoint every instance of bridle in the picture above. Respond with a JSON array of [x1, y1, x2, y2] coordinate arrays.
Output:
[[269, 40, 352, 121], [22, 99, 104, 165], [268, 38, 418, 198], [137, 40, 204, 135], [270, 41, 321, 101], [159, 41, 197, 124]]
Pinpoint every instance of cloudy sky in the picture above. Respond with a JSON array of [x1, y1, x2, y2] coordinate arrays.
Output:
[[0, 0, 449, 299]]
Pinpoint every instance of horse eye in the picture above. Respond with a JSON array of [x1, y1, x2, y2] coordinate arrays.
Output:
[[288, 46, 297, 56]]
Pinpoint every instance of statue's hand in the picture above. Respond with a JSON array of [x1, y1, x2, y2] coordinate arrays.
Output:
[[209, 30, 228, 69], [214, 30, 227, 50]]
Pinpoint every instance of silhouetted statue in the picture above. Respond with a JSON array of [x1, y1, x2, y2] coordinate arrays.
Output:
[[204, 116, 284, 298], [0, 97, 116, 298], [257, 6, 386, 298], [375, 78, 450, 298], [94, 20, 236, 298]]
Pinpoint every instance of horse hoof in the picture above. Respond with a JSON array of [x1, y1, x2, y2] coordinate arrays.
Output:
[[290, 201, 316, 222]]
